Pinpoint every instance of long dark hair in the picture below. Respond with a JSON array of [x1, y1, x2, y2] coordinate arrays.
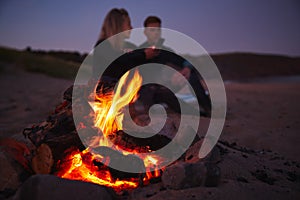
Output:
[[97, 8, 130, 50]]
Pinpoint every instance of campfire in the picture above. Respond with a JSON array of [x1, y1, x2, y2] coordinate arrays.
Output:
[[6, 67, 222, 199], [54, 70, 165, 192]]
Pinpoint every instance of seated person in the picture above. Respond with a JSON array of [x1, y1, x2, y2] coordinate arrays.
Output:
[[137, 16, 211, 117]]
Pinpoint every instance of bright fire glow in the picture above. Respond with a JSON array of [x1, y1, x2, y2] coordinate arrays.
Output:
[[56, 70, 164, 191], [88, 70, 142, 147], [56, 149, 139, 191]]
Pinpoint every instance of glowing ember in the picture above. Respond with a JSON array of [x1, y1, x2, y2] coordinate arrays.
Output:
[[56, 149, 139, 191], [56, 70, 164, 191]]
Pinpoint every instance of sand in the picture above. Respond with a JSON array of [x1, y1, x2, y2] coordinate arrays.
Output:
[[223, 79, 300, 162], [0, 67, 72, 138], [0, 65, 299, 199]]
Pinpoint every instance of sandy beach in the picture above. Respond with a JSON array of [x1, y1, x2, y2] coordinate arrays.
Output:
[[223, 79, 300, 162], [0, 67, 72, 138], [0, 63, 299, 199]]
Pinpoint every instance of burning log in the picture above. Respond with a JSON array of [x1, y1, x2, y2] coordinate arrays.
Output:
[[55, 147, 148, 191], [110, 130, 171, 152], [25, 127, 85, 172], [23, 93, 85, 169], [92, 146, 145, 184], [42, 130, 85, 165]]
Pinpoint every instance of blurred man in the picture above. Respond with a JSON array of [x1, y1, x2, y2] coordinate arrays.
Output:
[[138, 16, 212, 117]]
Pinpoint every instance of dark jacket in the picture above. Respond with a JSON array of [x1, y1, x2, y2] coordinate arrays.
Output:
[[93, 39, 146, 81], [138, 38, 188, 70]]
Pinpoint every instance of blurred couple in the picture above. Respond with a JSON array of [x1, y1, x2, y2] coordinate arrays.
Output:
[[93, 8, 211, 117]]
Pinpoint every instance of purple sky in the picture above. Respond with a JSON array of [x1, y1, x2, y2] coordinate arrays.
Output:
[[0, 0, 299, 56]]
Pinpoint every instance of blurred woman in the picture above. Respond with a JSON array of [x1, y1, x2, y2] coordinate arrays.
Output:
[[95, 8, 132, 51], [93, 8, 156, 80]]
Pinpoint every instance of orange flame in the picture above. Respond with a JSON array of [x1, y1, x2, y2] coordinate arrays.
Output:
[[57, 149, 139, 191], [57, 70, 164, 191], [88, 70, 142, 147]]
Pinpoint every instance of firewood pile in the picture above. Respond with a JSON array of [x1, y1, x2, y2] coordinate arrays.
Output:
[[0, 83, 219, 195]]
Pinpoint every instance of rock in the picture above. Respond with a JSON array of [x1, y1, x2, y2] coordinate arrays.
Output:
[[11, 174, 114, 200], [0, 150, 23, 193], [161, 161, 206, 190], [0, 141, 31, 195]]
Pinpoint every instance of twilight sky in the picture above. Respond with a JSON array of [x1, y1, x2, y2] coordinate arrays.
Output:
[[0, 0, 299, 56]]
